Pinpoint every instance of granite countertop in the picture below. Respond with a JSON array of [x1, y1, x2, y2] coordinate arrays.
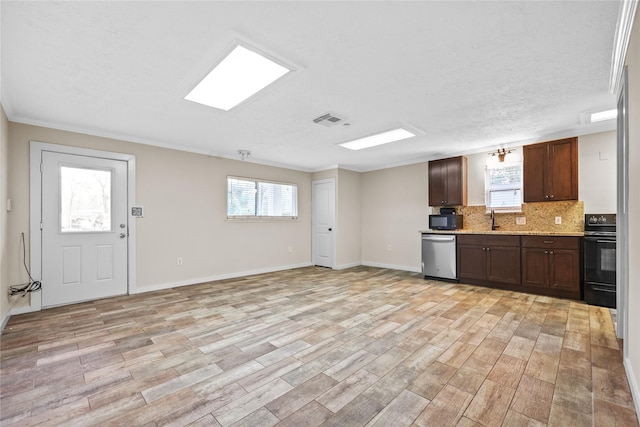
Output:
[[419, 229, 584, 237]]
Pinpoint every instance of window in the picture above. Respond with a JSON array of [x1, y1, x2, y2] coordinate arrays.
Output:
[[227, 177, 298, 219], [60, 166, 112, 232], [485, 162, 523, 211]]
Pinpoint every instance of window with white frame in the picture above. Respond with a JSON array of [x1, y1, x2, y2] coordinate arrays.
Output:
[[485, 161, 523, 211], [227, 177, 298, 219]]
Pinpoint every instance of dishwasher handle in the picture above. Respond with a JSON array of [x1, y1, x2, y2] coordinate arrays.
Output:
[[422, 235, 456, 242]]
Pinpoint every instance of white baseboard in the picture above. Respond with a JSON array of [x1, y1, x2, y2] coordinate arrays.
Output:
[[2, 297, 41, 333], [334, 262, 361, 270], [0, 311, 10, 333], [10, 303, 38, 315], [132, 262, 314, 294], [624, 357, 640, 424], [361, 261, 422, 274]]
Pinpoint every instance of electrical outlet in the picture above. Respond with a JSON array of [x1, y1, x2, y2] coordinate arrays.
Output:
[[555, 216, 562, 225], [387, 244, 392, 252], [177, 257, 183, 266], [516, 216, 526, 225]]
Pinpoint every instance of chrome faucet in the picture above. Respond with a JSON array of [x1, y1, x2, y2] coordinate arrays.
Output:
[[491, 209, 499, 230]]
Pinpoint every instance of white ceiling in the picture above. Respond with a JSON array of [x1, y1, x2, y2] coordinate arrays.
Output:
[[1, 1, 620, 172]]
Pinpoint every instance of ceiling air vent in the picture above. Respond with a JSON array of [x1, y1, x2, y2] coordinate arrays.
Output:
[[313, 112, 345, 127]]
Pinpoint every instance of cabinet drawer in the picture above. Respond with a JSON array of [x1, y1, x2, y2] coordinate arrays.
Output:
[[457, 234, 520, 247], [521, 236, 579, 250]]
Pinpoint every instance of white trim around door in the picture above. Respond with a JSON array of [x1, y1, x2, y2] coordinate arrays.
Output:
[[22, 141, 137, 314]]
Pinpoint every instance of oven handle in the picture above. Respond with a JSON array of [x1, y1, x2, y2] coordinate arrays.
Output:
[[584, 237, 616, 243], [592, 287, 616, 293]]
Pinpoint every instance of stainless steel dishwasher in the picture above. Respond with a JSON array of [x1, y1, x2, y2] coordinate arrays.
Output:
[[421, 234, 457, 281]]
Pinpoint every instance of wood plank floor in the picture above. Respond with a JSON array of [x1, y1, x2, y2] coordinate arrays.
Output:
[[1, 266, 638, 426]]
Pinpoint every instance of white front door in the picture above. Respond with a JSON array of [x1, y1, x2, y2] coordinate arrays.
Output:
[[41, 151, 128, 307], [312, 178, 335, 268]]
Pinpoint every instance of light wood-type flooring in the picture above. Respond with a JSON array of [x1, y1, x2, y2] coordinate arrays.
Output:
[[1, 266, 638, 426]]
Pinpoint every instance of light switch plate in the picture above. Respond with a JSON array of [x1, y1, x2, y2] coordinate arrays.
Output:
[[516, 216, 526, 225], [555, 216, 562, 225]]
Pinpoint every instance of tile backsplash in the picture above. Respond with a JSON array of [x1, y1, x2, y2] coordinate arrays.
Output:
[[441, 201, 584, 233]]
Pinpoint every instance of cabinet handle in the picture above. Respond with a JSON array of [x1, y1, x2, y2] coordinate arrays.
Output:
[[550, 195, 554, 199], [543, 240, 554, 244], [550, 250, 554, 255], [545, 250, 549, 254], [486, 248, 490, 251], [545, 195, 549, 199]]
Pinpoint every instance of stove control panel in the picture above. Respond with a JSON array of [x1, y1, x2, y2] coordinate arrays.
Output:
[[585, 214, 616, 231]]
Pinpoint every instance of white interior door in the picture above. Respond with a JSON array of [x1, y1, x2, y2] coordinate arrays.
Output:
[[41, 151, 128, 307], [312, 178, 335, 268]]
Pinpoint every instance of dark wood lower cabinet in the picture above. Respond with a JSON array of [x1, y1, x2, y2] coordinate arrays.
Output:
[[456, 234, 581, 299], [457, 235, 521, 288], [521, 236, 581, 299]]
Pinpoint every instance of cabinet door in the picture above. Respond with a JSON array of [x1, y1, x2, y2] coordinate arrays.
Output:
[[523, 138, 578, 203], [428, 160, 447, 206], [523, 142, 547, 203], [521, 248, 549, 289], [457, 245, 487, 281], [444, 157, 464, 206], [549, 249, 579, 291], [548, 138, 578, 201], [486, 246, 521, 285]]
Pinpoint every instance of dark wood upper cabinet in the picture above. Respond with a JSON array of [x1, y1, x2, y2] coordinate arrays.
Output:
[[428, 156, 468, 206], [523, 137, 578, 202]]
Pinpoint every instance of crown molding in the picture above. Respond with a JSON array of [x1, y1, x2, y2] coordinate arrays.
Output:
[[610, 0, 638, 94]]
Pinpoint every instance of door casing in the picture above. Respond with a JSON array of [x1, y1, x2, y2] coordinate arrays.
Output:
[[23, 141, 137, 314]]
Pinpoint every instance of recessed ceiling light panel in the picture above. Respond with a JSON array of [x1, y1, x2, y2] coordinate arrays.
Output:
[[185, 44, 291, 111], [339, 128, 417, 150], [590, 108, 618, 123]]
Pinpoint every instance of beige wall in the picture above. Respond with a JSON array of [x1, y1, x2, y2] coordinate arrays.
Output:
[[624, 6, 640, 413], [7, 122, 312, 307], [361, 162, 429, 271], [578, 131, 617, 213], [1, 106, 9, 328], [311, 169, 337, 182], [336, 169, 361, 268]]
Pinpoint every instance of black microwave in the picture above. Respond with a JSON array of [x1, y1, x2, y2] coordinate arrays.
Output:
[[429, 214, 463, 230]]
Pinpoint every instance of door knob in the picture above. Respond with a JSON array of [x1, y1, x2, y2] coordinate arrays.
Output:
[[328, 228, 332, 231], [120, 233, 126, 239]]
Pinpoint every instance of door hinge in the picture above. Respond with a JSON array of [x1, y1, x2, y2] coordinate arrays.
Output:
[[40, 222, 43, 230]]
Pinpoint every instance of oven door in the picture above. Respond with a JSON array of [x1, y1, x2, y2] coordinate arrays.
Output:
[[584, 236, 616, 285]]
